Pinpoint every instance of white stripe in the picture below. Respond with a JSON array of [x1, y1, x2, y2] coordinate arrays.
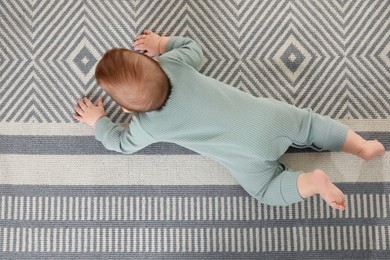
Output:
[[183, 197, 188, 221], [0, 196, 4, 220], [167, 229, 172, 253], [369, 194, 374, 218], [123, 197, 128, 221], [363, 194, 368, 218], [49, 197, 54, 221], [75, 197, 79, 221], [369, 226, 374, 250], [383, 195, 388, 218], [174, 229, 180, 252], [22, 228, 26, 252], [105, 197, 109, 221], [13, 197, 18, 220], [279, 227, 284, 251], [218, 228, 223, 252], [81, 197, 85, 221], [190, 197, 194, 221], [305, 227, 310, 251], [336, 226, 341, 250], [135, 197, 139, 221], [53, 228, 57, 252], [209, 197, 213, 221], [46, 228, 50, 252], [84, 228, 89, 253], [171, 197, 178, 220], [343, 226, 348, 250], [349, 226, 354, 250], [141, 197, 146, 220], [143, 228, 148, 252], [109, 228, 113, 252], [376, 194, 381, 218], [87, 197, 92, 221], [7, 196, 12, 220], [122, 228, 129, 252], [375, 226, 380, 250], [149, 197, 154, 221], [236, 228, 241, 252], [121, 228, 126, 252], [96, 228, 100, 252], [311, 226, 315, 251], [37, 197, 42, 221], [101, 228, 106, 252], [202, 197, 207, 221], [129, 197, 134, 220], [9, 227, 14, 252], [1, 153, 389, 185], [211, 228, 217, 252], [150, 228, 155, 252], [67, 197, 74, 220]]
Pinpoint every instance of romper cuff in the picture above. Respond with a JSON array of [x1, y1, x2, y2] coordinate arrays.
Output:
[[324, 120, 349, 152], [280, 170, 304, 205]]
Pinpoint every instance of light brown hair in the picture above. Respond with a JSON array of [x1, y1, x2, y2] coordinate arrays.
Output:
[[95, 48, 170, 112]]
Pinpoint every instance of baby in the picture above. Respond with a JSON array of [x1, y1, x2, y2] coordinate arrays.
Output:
[[74, 30, 385, 211]]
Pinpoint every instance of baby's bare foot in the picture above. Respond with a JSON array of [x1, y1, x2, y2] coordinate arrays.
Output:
[[358, 140, 385, 161], [311, 169, 346, 211]]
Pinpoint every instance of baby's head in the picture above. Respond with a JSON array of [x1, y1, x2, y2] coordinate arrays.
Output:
[[95, 48, 170, 113]]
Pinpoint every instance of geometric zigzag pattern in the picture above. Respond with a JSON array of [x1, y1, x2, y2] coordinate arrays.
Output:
[[0, 0, 389, 123]]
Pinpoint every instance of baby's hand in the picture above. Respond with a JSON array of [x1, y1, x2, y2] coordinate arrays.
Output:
[[132, 29, 162, 57], [73, 97, 106, 127]]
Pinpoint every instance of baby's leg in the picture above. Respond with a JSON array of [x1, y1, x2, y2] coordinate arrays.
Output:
[[296, 130, 386, 211], [297, 169, 346, 210], [341, 129, 385, 160]]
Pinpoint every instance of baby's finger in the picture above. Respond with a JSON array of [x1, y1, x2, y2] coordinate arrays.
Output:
[[78, 99, 87, 110], [96, 97, 104, 107], [132, 39, 145, 47], [144, 29, 152, 35], [74, 105, 84, 116], [134, 35, 146, 41], [73, 113, 82, 121], [133, 43, 147, 51], [83, 97, 93, 107]]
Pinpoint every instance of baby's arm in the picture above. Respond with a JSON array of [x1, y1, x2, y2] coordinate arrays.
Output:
[[73, 97, 154, 154], [94, 116, 155, 154], [133, 30, 203, 70]]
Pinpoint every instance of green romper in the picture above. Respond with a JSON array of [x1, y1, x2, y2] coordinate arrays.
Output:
[[95, 36, 349, 206]]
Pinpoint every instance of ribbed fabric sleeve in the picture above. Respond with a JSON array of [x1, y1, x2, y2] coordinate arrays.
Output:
[[316, 116, 349, 151], [256, 168, 303, 206], [163, 36, 203, 70], [280, 170, 304, 205], [94, 116, 155, 154]]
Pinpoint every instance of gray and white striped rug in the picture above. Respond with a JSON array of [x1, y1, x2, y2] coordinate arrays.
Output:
[[1, 0, 389, 259]]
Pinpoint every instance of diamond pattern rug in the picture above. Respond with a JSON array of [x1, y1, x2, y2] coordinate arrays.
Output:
[[0, 0, 389, 259]]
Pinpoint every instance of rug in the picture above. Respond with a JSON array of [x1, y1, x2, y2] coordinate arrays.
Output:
[[1, 0, 389, 259]]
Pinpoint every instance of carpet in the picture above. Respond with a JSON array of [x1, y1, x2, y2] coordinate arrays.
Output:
[[1, 0, 389, 259]]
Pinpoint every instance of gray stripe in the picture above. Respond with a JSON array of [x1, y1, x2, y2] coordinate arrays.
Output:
[[0, 219, 386, 229], [0, 183, 386, 196], [0, 132, 389, 155], [0, 252, 389, 260]]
